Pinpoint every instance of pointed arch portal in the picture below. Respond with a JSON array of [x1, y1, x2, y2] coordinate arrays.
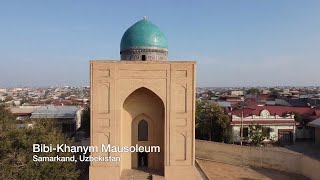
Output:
[[90, 61, 197, 179], [121, 87, 165, 175]]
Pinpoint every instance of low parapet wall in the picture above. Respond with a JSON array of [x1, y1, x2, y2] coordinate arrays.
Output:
[[195, 140, 320, 180]]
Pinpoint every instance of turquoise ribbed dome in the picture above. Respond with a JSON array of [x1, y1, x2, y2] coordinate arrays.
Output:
[[120, 19, 168, 51]]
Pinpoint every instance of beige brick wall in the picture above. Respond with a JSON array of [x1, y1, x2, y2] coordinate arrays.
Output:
[[90, 60, 198, 179]]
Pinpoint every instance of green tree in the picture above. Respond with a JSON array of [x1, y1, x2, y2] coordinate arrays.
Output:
[[269, 88, 279, 96], [80, 106, 90, 137], [0, 105, 79, 179], [0, 104, 15, 132], [292, 112, 303, 124], [4, 96, 13, 102], [20, 98, 33, 105], [45, 99, 53, 104], [282, 111, 304, 124], [206, 90, 214, 99], [248, 124, 269, 146], [246, 88, 261, 95], [196, 100, 231, 142]]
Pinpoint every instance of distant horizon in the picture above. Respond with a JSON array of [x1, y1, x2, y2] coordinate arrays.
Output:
[[1, 85, 320, 89], [1, 1, 320, 87]]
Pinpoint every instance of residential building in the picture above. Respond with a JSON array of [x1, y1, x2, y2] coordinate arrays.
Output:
[[230, 109, 297, 145], [10, 106, 39, 121], [31, 105, 81, 136], [230, 90, 244, 96], [308, 118, 320, 146]]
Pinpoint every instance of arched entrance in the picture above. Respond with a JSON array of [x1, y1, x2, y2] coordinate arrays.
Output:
[[121, 87, 165, 175]]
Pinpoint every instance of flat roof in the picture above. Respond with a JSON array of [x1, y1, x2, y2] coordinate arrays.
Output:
[[31, 105, 78, 119], [10, 107, 35, 114], [90, 60, 196, 64], [308, 118, 320, 128]]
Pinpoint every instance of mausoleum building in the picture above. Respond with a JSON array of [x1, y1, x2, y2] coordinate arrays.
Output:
[[90, 18, 199, 179]]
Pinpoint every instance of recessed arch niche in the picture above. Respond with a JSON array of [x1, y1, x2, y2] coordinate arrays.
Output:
[[121, 87, 165, 175]]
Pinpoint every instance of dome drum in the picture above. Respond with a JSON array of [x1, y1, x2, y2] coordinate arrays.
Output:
[[120, 46, 168, 61]]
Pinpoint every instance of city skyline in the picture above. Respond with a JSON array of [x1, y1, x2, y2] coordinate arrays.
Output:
[[1, 1, 320, 87]]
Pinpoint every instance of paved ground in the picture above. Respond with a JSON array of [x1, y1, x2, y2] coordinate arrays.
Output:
[[284, 141, 320, 159], [197, 159, 309, 180]]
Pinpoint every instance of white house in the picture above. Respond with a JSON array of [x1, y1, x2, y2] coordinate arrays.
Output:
[[230, 109, 297, 145], [231, 90, 244, 96]]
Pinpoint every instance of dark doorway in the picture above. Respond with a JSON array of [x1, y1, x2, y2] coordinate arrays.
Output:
[[279, 130, 293, 145], [142, 55, 146, 61], [138, 120, 148, 141], [138, 152, 148, 167]]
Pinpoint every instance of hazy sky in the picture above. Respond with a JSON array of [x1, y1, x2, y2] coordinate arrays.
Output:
[[0, 1, 319, 87]]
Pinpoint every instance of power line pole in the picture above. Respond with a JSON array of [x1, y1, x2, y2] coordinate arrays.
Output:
[[240, 110, 244, 146]]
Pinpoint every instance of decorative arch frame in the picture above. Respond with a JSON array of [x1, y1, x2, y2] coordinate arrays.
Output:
[[260, 109, 270, 118]]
